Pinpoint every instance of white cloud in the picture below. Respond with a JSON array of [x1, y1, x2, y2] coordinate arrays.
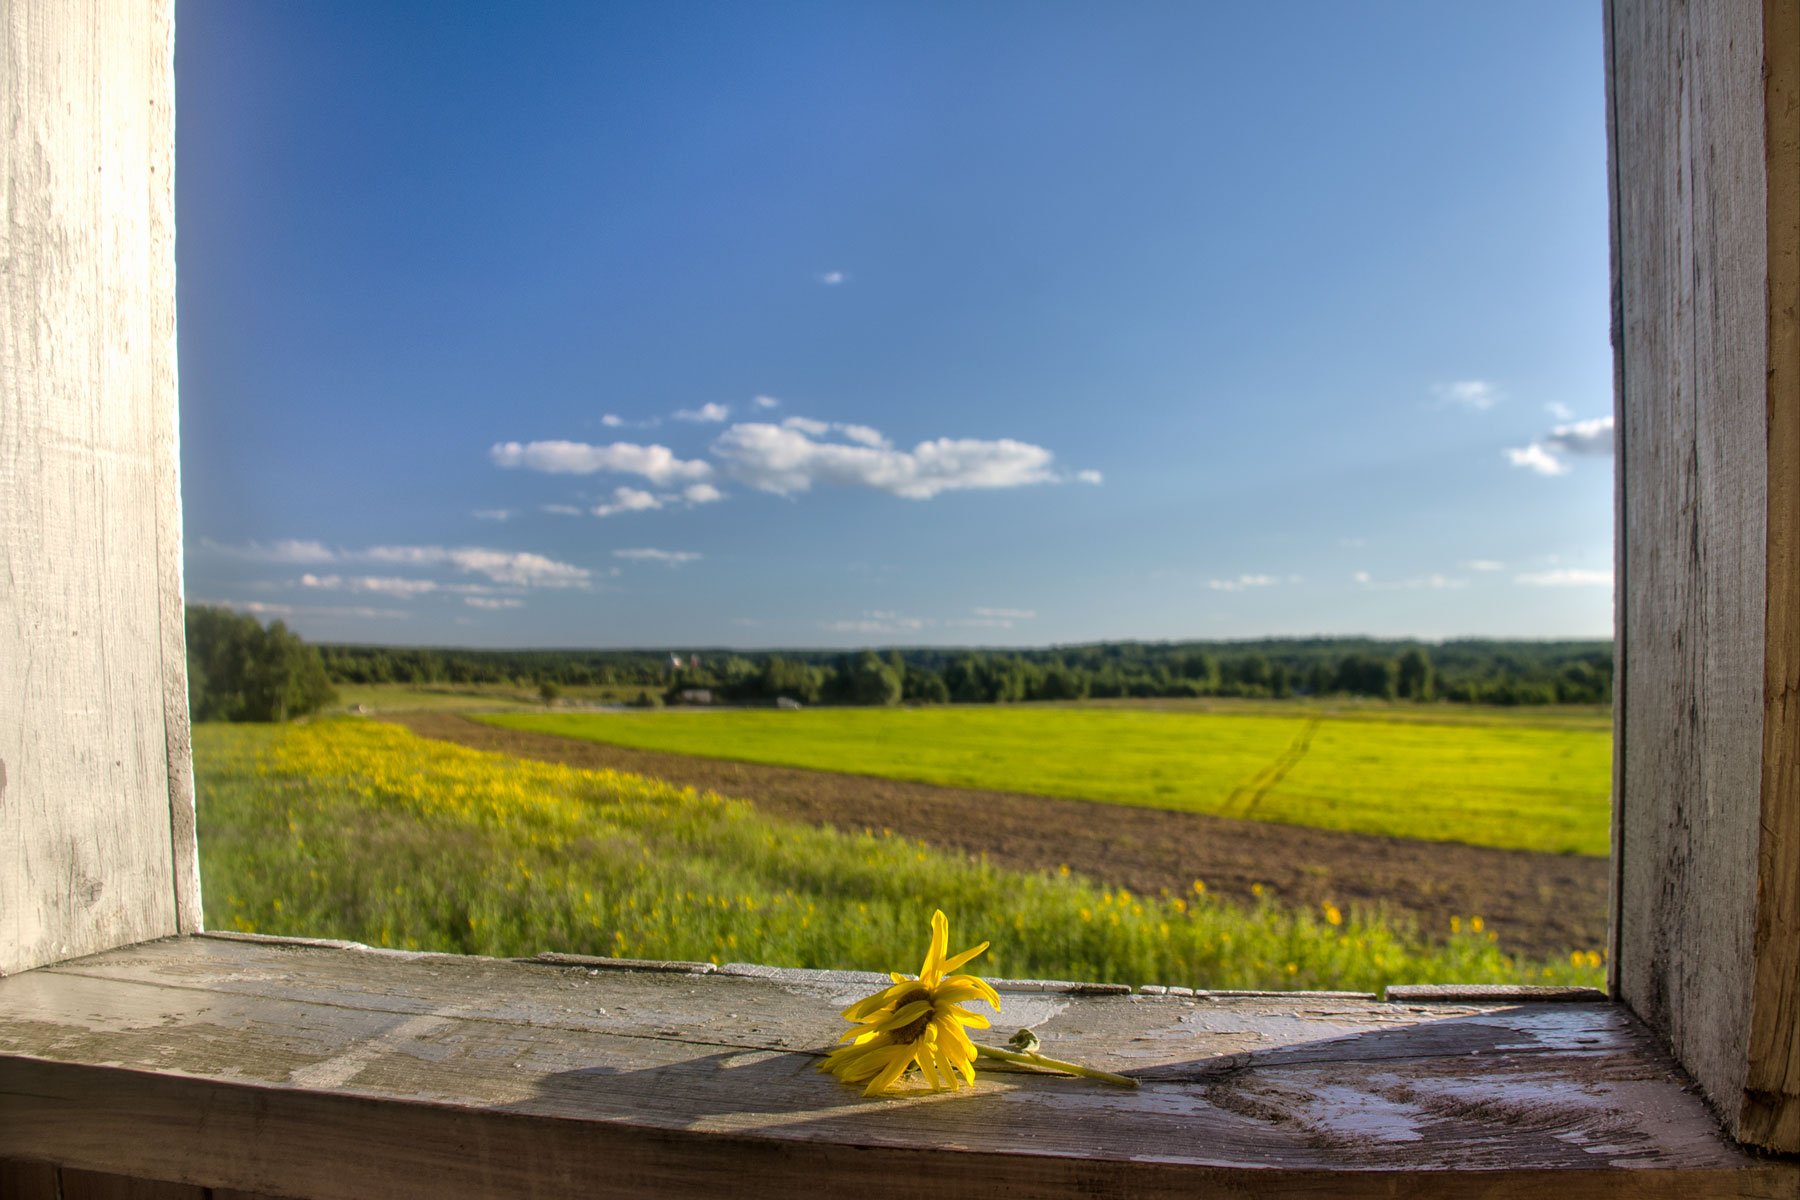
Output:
[[362, 545, 591, 588], [753, 395, 781, 409], [300, 573, 440, 598], [713, 422, 1059, 500], [200, 537, 337, 565], [541, 504, 585, 516], [1352, 571, 1467, 590], [1075, 469, 1104, 485], [592, 487, 664, 518], [1543, 415, 1615, 456], [1515, 568, 1613, 587], [838, 424, 889, 447], [614, 548, 701, 565], [1545, 401, 1575, 420], [1464, 559, 1506, 572], [824, 612, 931, 634], [973, 607, 1036, 620], [675, 402, 731, 423], [200, 598, 294, 617], [1505, 443, 1571, 476], [601, 414, 625, 427], [196, 598, 406, 621], [464, 596, 525, 610], [1434, 380, 1501, 411], [838, 423, 889, 449], [489, 440, 714, 485], [585, 482, 725, 516], [1507, 415, 1614, 476], [776, 416, 897, 452], [1207, 574, 1277, 592], [472, 508, 515, 522], [818, 271, 847, 285]]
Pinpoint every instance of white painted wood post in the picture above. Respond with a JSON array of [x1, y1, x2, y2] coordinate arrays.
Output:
[[0, 0, 198, 976]]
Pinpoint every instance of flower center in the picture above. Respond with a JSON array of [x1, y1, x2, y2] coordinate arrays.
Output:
[[891, 987, 934, 1044]]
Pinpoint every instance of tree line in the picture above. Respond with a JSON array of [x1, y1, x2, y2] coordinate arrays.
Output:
[[318, 636, 1613, 708], [186, 605, 337, 721]]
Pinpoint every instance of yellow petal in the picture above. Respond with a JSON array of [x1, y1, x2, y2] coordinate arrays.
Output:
[[865, 1048, 914, 1097], [841, 980, 915, 1021], [917, 1045, 948, 1091], [871, 1000, 932, 1033], [944, 973, 1002, 1009], [938, 940, 989, 977], [946, 1004, 991, 1029], [918, 910, 950, 983]]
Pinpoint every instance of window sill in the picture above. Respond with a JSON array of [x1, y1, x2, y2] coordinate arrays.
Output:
[[0, 933, 1792, 1198]]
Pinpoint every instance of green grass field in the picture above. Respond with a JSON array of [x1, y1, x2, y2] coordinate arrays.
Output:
[[482, 705, 1612, 856], [193, 718, 1603, 991]]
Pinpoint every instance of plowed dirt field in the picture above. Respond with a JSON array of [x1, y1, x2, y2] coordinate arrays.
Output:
[[389, 712, 1608, 961]]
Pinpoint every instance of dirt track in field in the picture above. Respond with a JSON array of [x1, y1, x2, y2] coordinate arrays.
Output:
[[388, 712, 1609, 961]]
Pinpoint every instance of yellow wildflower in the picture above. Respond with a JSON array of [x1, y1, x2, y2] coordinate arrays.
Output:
[[820, 910, 999, 1096]]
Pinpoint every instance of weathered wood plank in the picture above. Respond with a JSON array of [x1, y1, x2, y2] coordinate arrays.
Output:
[[1745, 0, 1800, 1150], [1, 937, 1793, 1199], [0, 1158, 61, 1200], [0, 0, 192, 976], [59, 1167, 206, 1200], [1609, 0, 1800, 1150]]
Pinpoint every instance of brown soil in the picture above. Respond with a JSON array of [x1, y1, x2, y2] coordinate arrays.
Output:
[[388, 712, 1609, 961]]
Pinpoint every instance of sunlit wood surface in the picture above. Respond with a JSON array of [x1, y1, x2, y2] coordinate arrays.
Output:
[[2, 934, 1794, 1198]]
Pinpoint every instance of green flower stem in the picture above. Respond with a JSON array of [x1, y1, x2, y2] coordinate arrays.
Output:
[[974, 1042, 1139, 1088]]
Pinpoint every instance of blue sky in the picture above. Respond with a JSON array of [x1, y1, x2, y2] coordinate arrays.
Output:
[[176, 1, 1615, 650]]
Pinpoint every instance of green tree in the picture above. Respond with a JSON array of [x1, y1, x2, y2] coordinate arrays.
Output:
[[905, 670, 950, 704], [848, 652, 903, 706], [758, 655, 821, 704], [1396, 648, 1435, 701], [1333, 654, 1398, 700], [185, 605, 336, 722], [1036, 664, 1088, 701]]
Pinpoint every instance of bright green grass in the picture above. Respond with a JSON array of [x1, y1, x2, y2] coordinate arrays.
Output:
[[1069, 695, 1613, 733], [193, 718, 1603, 992], [483, 706, 1613, 856]]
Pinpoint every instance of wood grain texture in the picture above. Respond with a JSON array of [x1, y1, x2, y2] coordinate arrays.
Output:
[[1745, 0, 1800, 1149], [143, 0, 201, 946], [1607, 0, 1797, 1147], [0, 0, 191, 975], [0, 937, 1794, 1199], [59, 1168, 204, 1200], [1605, 0, 1628, 1003], [0, 1158, 61, 1200]]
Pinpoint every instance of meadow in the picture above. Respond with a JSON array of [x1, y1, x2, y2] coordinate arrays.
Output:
[[483, 705, 1613, 856], [194, 718, 1605, 992]]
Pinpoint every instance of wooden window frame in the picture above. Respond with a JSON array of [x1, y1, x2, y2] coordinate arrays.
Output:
[[1, 0, 1796, 1193]]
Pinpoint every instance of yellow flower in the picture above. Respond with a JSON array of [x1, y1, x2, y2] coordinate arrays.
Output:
[[820, 910, 1000, 1097]]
